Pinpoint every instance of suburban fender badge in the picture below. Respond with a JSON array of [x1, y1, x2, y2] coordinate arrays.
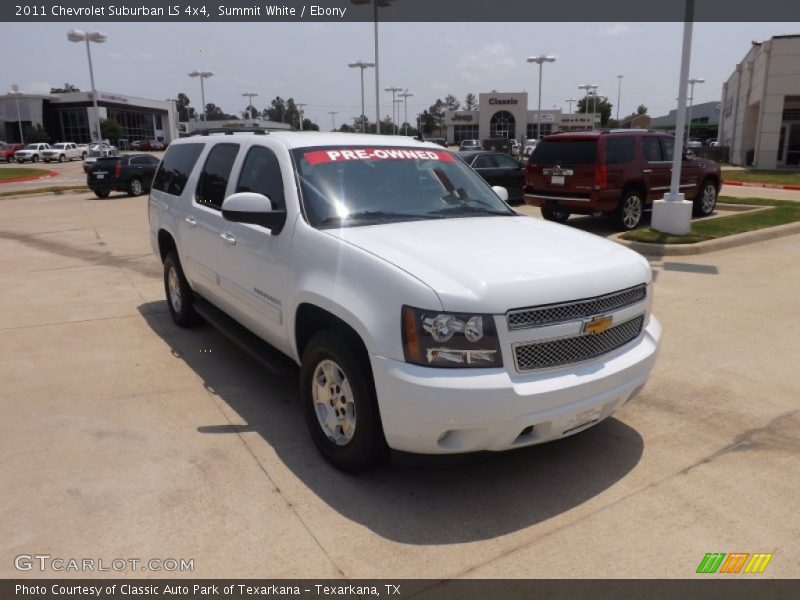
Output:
[[583, 315, 613, 335]]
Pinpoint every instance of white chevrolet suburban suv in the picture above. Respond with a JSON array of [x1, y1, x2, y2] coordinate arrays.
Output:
[[41, 142, 85, 163], [148, 131, 661, 472]]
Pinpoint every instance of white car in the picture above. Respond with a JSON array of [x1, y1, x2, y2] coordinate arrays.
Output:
[[82, 145, 119, 173], [523, 139, 538, 156], [14, 143, 50, 163], [149, 132, 661, 471], [41, 142, 84, 163]]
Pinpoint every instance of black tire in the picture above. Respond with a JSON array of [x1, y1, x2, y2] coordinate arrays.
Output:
[[93, 189, 110, 199], [128, 178, 144, 196], [163, 251, 202, 327], [32, 155, 38, 163], [693, 178, 718, 217], [300, 331, 387, 473], [612, 189, 645, 231], [541, 205, 571, 224], [82, 152, 87, 160], [58, 154, 66, 163]]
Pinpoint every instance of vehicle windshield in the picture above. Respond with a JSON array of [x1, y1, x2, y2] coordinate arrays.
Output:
[[530, 139, 598, 165], [52, 144, 67, 149], [24, 144, 40, 150], [292, 146, 515, 229]]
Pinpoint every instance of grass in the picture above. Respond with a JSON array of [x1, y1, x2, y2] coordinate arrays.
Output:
[[0, 167, 52, 181], [622, 197, 800, 244], [0, 185, 87, 198], [722, 169, 800, 186]]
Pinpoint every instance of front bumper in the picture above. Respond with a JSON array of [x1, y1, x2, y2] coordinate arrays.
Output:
[[371, 316, 661, 454]]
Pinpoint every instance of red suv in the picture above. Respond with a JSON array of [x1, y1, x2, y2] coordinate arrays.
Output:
[[524, 130, 722, 230]]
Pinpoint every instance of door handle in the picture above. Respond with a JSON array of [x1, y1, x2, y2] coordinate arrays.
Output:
[[184, 216, 197, 227], [642, 169, 652, 173], [220, 232, 236, 246]]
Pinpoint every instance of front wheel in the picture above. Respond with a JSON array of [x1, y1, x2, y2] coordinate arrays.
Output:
[[163, 251, 201, 327], [613, 189, 644, 231], [693, 179, 717, 217], [541, 205, 571, 224], [300, 331, 387, 472], [58, 154, 66, 163], [32, 155, 38, 163], [128, 178, 143, 196]]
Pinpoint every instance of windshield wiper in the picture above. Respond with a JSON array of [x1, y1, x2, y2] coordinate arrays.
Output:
[[320, 210, 441, 225], [428, 205, 511, 217]]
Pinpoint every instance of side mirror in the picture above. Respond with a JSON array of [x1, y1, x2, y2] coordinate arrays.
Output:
[[222, 192, 287, 233], [492, 186, 509, 202]]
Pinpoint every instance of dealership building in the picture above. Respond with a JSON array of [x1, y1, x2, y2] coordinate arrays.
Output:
[[444, 91, 597, 144], [718, 35, 800, 169], [0, 90, 178, 145]]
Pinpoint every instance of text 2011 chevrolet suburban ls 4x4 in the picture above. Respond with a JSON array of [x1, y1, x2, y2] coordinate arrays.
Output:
[[149, 131, 662, 472]]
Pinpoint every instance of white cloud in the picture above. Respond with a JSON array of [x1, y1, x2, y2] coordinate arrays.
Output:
[[457, 42, 516, 84], [605, 23, 642, 36]]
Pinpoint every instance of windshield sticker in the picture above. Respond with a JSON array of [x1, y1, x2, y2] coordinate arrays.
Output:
[[304, 148, 454, 165]]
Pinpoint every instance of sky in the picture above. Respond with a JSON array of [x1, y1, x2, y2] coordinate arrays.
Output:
[[1, 21, 798, 128]]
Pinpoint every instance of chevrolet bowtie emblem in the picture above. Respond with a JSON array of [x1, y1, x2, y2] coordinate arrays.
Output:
[[583, 315, 613, 335]]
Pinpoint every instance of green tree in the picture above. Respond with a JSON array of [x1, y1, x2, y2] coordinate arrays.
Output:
[[301, 118, 319, 131], [636, 104, 648, 115], [444, 94, 460, 112], [264, 97, 287, 122], [464, 93, 478, 111], [176, 93, 196, 121], [338, 123, 355, 133], [23, 124, 50, 143], [50, 83, 80, 94], [425, 99, 446, 135], [99, 118, 123, 143], [577, 95, 613, 126]]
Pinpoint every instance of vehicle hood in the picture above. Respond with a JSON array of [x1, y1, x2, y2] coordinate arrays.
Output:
[[325, 215, 651, 313]]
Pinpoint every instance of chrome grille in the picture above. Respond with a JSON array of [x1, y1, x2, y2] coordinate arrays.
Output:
[[513, 315, 644, 371], [507, 284, 647, 330]]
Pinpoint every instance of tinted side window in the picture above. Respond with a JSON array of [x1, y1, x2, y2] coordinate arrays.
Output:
[[641, 137, 662, 162], [660, 137, 675, 161], [236, 146, 286, 210], [531, 140, 598, 165], [604, 137, 635, 164], [473, 154, 498, 168], [152, 143, 204, 196], [196, 144, 240, 210], [495, 154, 521, 169]]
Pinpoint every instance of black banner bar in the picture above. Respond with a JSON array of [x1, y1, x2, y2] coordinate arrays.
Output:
[[3, 580, 800, 600], [3, 0, 800, 22]]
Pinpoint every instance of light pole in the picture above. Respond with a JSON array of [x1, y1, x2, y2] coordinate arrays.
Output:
[[328, 111, 338, 131], [348, 60, 374, 133], [686, 77, 705, 142], [385, 86, 402, 134], [616, 75, 623, 122], [399, 90, 413, 135], [352, 0, 393, 134], [67, 29, 107, 142], [394, 99, 403, 134], [579, 84, 599, 129], [242, 92, 258, 126], [10, 85, 24, 144], [527, 55, 556, 141], [188, 70, 213, 121], [296, 102, 307, 130], [565, 98, 577, 114]]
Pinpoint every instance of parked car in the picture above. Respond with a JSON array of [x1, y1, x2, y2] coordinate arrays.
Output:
[[509, 139, 521, 156], [148, 131, 661, 472], [130, 140, 148, 150], [76, 144, 89, 156], [458, 150, 525, 204], [83, 145, 120, 173], [686, 138, 703, 149], [459, 139, 482, 151], [705, 138, 718, 147], [14, 143, 50, 163], [524, 130, 722, 230], [41, 142, 83, 163], [87, 153, 160, 198], [424, 138, 447, 148], [0, 142, 24, 162], [523, 139, 538, 157]]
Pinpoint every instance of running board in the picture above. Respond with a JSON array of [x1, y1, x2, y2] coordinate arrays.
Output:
[[193, 296, 297, 376]]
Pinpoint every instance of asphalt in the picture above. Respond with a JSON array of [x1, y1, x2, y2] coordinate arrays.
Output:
[[0, 190, 798, 578]]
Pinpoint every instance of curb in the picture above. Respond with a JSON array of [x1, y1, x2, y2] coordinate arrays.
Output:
[[724, 180, 800, 191], [612, 220, 800, 256], [0, 187, 89, 201], [0, 170, 59, 184]]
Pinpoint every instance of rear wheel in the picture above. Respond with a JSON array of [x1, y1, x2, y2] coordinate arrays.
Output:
[[93, 189, 110, 199], [693, 178, 717, 217], [128, 178, 143, 196], [163, 251, 201, 327], [300, 331, 387, 472], [613, 189, 644, 231], [541, 205, 571, 224]]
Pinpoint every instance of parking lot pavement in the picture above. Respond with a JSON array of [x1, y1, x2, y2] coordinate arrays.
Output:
[[1, 190, 798, 579]]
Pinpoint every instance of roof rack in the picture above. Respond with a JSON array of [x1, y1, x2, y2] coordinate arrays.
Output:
[[600, 128, 654, 134], [187, 127, 272, 137]]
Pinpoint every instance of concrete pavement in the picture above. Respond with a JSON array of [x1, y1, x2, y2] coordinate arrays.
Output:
[[0, 190, 798, 579]]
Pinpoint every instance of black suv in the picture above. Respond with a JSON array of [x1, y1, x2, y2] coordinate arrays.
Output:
[[87, 154, 161, 198]]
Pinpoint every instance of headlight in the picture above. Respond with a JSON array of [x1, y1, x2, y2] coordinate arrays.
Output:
[[402, 306, 502, 368]]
